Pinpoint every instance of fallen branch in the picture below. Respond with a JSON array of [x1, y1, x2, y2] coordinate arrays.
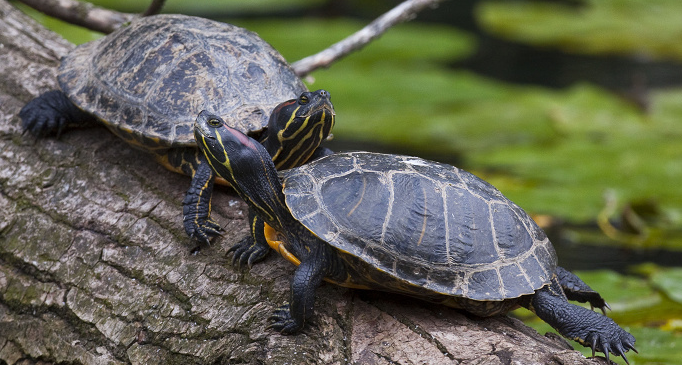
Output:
[[291, 0, 446, 77]]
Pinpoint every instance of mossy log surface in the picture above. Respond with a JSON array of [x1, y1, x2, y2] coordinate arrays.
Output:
[[0, 2, 612, 364]]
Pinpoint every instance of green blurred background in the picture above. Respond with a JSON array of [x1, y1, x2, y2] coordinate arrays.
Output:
[[13, 0, 682, 363]]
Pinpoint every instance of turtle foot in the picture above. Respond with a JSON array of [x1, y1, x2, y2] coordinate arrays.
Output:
[[184, 217, 223, 245], [585, 324, 637, 364], [226, 236, 269, 268], [19, 90, 86, 138], [267, 303, 303, 334]]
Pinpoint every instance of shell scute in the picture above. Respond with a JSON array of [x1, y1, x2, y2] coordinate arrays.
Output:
[[446, 187, 497, 265], [498, 264, 534, 297], [520, 254, 551, 289], [310, 153, 356, 177], [468, 269, 503, 299], [319, 171, 390, 244], [491, 202, 534, 259], [384, 173, 449, 265]]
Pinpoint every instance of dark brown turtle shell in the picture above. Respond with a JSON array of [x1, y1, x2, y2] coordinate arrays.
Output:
[[281, 152, 558, 301], [58, 14, 306, 151]]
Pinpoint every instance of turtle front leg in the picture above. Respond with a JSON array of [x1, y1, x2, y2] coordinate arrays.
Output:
[[525, 276, 636, 364], [556, 266, 609, 313], [227, 210, 270, 267], [269, 251, 327, 334], [19, 90, 94, 138], [182, 158, 223, 244]]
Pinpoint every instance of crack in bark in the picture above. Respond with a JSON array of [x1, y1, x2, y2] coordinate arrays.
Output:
[[101, 255, 193, 314], [369, 298, 457, 361]]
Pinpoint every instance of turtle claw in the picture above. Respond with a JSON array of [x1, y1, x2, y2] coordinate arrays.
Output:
[[226, 236, 269, 268], [246, 248, 267, 268], [589, 302, 609, 315], [267, 303, 303, 334], [613, 343, 629, 365], [591, 301, 611, 315], [603, 344, 610, 363], [186, 218, 224, 246], [618, 339, 639, 365], [579, 291, 609, 314], [584, 327, 636, 364], [204, 218, 224, 234]]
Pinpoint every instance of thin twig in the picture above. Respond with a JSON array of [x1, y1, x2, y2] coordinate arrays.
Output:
[[142, 0, 167, 17], [17, 0, 135, 33], [291, 0, 446, 77]]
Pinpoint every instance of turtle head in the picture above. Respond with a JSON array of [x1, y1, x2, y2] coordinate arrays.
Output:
[[194, 110, 287, 229], [264, 89, 335, 169]]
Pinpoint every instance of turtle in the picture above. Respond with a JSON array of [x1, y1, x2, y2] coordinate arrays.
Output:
[[18, 14, 335, 244], [193, 111, 637, 363]]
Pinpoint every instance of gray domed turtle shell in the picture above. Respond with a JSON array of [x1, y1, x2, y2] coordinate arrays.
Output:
[[58, 14, 306, 150], [281, 152, 558, 301]]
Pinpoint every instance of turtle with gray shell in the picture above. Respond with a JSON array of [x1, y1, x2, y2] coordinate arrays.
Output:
[[19, 14, 335, 245], [194, 111, 637, 363]]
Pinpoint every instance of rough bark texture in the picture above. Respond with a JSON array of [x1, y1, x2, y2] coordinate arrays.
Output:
[[0, 2, 613, 364]]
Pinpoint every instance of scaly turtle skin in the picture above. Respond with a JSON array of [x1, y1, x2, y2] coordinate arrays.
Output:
[[18, 14, 335, 244], [194, 112, 637, 363]]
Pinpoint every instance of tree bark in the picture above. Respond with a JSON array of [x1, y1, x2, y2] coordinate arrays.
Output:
[[0, 2, 611, 364]]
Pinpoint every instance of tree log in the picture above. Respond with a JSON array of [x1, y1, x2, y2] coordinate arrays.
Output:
[[0, 2, 612, 364]]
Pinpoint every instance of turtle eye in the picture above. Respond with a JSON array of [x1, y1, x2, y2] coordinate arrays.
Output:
[[207, 118, 222, 127], [299, 95, 309, 104]]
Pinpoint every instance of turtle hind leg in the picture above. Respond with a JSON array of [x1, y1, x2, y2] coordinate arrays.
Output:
[[556, 266, 609, 313], [19, 90, 93, 138], [525, 276, 636, 364]]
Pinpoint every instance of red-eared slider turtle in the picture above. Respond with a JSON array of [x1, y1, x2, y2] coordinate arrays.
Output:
[[194, 112, 637, 363], [18, 14, 335, 244]]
